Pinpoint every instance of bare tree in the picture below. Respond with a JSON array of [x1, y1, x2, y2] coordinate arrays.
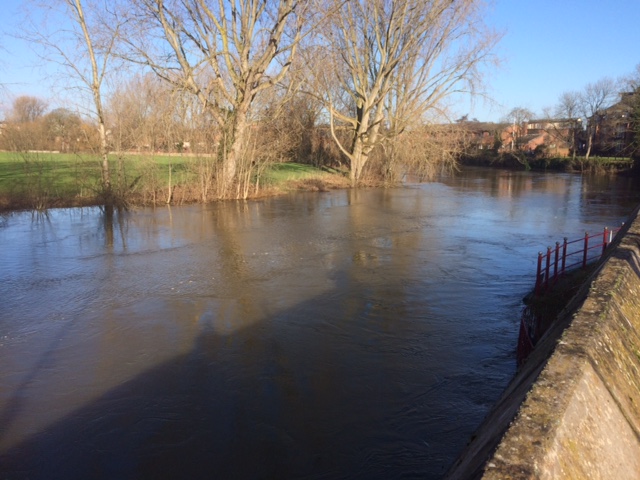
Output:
[[9, 96, 49, 123], [553, 91, 582, 160], [107, 73, 187, 153], [620, 64, 640, 160], [382, 120, 462, 183], [319, 0, 500, 185], [0, 96, 49, 151], [119, 0, 308, 197], [621, 63, 640, 92], [579, 77, 618, 160], [502, 107, 533, 151], [22, 0, 125, 203]]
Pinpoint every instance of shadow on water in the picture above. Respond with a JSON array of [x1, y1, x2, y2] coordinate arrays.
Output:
[[0, 205, 485, 480], [0, 273, 471, 480]]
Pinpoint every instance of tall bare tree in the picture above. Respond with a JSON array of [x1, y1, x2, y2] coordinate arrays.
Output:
[[579, 77, 618, 160], [120, 0, 307, 197], [22, 0, 124, 202], [319, 0, 500, 184]]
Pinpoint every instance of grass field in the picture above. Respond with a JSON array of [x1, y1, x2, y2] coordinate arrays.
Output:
[[0, 151, 347, 211]]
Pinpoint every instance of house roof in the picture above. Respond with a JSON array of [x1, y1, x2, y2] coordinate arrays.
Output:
[[457, 121, 509, 133], [600, 92, 637, 118], [516, 133, 544, 145]]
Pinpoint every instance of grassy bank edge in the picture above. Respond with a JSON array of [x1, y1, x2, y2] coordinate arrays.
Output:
[[0, 151, 351, 212], [460, 152, 634, 173]]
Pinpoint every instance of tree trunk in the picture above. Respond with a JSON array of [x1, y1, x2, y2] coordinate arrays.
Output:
[[348, 100, 380, 185], [220, 106, 249, 197], [350, 137, 367, 185], [98, 121, 110, 192], [585, 130, 593, 161]]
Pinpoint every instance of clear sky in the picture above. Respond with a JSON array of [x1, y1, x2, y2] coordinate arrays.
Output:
[[1, 0, 639, 122], [468, 0, 640, 121]]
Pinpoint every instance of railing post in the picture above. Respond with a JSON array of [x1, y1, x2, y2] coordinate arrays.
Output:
[[545, 246, 552, 290], [553, 241, 560, 283], [602, 227, 609, 256], [536, 252, 544, 295], [535, 225, 622, 295], [582, 232, 589, 268]]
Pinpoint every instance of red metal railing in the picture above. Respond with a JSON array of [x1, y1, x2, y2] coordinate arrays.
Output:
[[534, 226, 622, 295]]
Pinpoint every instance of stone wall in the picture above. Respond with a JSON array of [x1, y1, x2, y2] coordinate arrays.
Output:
[[446, 206, 640, 479]]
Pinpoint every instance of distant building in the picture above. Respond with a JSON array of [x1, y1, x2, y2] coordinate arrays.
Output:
[[457, 121, 507, 152], [592, 92, 637, 156], [458, 118, 576, 157], [523, 119, 574, 157]]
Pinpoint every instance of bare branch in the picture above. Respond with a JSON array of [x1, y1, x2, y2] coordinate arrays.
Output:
[[314, 0, 501, 184]]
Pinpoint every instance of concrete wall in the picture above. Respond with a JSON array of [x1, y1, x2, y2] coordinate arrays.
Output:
[[446, 206, 640, 479]]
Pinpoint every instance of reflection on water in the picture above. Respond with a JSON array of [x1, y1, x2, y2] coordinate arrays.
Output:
[[1, 167, 639, 479]]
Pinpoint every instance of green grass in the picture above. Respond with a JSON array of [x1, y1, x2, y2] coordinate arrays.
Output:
[[260, 162, 339, 184], [0, 151, 196, 186], [0, 152, 331, 189], [0, 151, 98, 197], [585, 156, 633, 163], [0, 151, 192, 209], [0, 151, 346, 209]]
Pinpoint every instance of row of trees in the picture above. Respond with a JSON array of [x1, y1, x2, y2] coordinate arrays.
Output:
[[2, 0, 500, 204], [1, 95, 98, 152]]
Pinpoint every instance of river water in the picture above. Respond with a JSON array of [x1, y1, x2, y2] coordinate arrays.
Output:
[[1, 167, 639, 479]]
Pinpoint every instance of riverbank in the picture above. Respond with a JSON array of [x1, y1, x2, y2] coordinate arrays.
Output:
[[0, 151, 351, 212], [460, 152, 635, 174], [2, 149, 638, 214]]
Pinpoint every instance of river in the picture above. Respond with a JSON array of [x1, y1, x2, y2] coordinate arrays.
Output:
[[1, 167, 639, 479]]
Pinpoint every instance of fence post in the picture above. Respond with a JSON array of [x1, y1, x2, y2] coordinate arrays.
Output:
[[582, 232, 589, 268], [553, 241, 560, 283], [602, 227, 609, 256], [536, 252, 543, 295], [561, 237, 568, 275], [545, 246, 552, 290]]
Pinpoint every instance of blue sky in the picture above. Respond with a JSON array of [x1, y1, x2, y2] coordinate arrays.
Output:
[[1, 0, 639, 122], [469, 0, 640, 121]]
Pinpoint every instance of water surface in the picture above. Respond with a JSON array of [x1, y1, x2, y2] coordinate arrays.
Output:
[[1, 167, 639, 479]]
